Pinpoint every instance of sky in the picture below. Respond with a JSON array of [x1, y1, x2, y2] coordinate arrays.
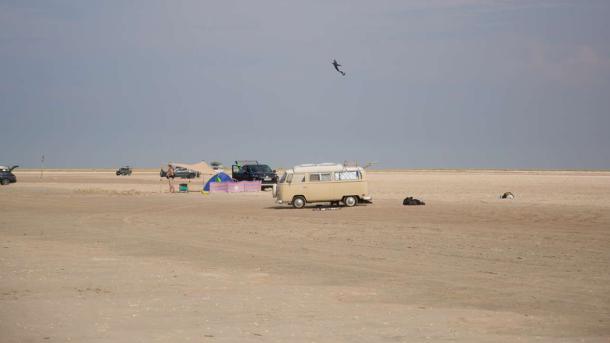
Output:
[[1, 0, 609, 169]]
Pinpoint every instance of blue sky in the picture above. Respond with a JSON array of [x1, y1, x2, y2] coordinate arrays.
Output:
[[1, 0, 609, 169]]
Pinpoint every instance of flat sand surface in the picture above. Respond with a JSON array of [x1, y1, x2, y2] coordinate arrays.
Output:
[[1, 170, 609, 342]]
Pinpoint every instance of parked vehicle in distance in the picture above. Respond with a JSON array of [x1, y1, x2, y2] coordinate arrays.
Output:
[[210, 161, 224, 170], [0, 165, 18, 185], [274, 163, 372, 208], [232, 160, 278, 189], [175, 167, 199, 179], [115, 166, 132, 176], [160, 166, 200, 179]]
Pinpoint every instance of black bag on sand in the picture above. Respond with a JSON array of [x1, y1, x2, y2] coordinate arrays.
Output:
[[403, 197, 425, 206], [501, 192, 514, 199]]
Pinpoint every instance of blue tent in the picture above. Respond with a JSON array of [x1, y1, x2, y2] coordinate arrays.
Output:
[[203, 172, 233, 191]]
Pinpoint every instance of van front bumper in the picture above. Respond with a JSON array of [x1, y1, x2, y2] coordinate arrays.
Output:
[[276, 199, 284, 204], [360, 195, 372, 203]]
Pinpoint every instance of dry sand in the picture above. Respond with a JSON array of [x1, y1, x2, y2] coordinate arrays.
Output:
[[1, 170, 609, 342]]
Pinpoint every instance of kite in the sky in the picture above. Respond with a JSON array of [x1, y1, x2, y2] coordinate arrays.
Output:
[[332, 59, 346, 76]]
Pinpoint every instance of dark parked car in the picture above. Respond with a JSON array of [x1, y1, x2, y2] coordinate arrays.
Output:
[[116, 166, 132, 176], [0, 165, 18, 185], [174, 167, 199, 179], [160, 167, 200, 179], [231, 161, 278, 189]]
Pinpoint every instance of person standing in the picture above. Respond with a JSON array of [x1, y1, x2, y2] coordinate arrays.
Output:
[[166, 164, 175, 193]]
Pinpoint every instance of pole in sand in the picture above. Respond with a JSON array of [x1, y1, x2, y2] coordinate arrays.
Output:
[[40, 154, 45, 179]]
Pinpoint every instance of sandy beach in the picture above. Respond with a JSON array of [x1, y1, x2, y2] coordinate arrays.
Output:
[[1, 170, 609, 342]]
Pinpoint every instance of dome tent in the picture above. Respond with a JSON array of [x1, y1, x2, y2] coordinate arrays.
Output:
[[203, 172, 233, 191]]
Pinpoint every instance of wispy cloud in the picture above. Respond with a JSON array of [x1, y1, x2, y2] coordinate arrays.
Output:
[[393, 0, 571, 12], [527, 42, 610, 85]]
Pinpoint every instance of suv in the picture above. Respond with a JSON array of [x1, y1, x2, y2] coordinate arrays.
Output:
[[116, 166, 132, 176], [232, 161, 278, 189], [0, 165, 18, 185]]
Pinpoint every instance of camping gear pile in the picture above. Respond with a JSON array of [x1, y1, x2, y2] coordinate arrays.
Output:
[[501, 192, 515, 199], [403, 197, 425, 206]]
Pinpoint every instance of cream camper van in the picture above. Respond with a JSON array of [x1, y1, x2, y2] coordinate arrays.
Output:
[[274, 163, 372, 208]]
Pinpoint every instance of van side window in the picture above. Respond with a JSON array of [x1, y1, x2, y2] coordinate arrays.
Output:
[[334, 171, 360, 180], [309, 173, 331, 182], [286, 174, 293, 183]]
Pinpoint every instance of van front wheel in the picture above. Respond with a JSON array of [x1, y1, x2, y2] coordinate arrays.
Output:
[[343, 196, 358, 207], [292, 196, 306, 209]]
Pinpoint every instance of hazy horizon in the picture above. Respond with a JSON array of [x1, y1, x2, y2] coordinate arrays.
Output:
[[2, 1, 609, 170]]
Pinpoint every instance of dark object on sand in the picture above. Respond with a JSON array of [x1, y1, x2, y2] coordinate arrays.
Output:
[[403, 197, 425, 206], [501, 192, 515, 199]]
